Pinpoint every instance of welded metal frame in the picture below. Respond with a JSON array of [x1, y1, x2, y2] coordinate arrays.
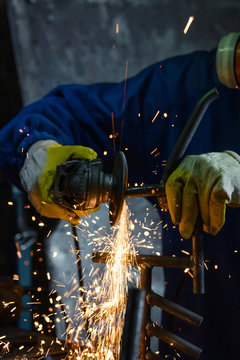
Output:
[[93, 244, 204, 359]]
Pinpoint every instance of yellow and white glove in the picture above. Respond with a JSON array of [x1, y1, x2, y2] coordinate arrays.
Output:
[[20, 140, 98, 224], [165, 151, 240, 239]]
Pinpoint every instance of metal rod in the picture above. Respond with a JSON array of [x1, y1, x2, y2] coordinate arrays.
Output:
[[128, 88, 217, 210], [146, 322, 202, 359], [126, 89, 218, 205], [120, 288, 146, 360], [162, 87, 218, 182], [139, 266, 152, 360], [72, 226, 90, 334], [146, 351, 166, 360], [92, 252, 192, 268], [126, 183, 165, 198], [147, 291, 203, 327], [192, 217, 205, 294]]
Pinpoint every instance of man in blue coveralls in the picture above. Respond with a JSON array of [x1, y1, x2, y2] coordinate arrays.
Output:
[[0, 32, 240, 359]]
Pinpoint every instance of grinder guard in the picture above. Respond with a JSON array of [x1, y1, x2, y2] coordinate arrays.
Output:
[[109, 152, 128, 225]]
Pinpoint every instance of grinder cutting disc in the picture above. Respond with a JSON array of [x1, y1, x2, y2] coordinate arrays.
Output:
[[109, 151, 128, 225]]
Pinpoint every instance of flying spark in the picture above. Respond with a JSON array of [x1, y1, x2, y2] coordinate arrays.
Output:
[[70, 203, 137, 359], [152, 110, 160, 123], [183, 16, 195, 34]]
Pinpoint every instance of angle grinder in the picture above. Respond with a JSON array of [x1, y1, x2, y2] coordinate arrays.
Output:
[[53, 151, 165, 226]]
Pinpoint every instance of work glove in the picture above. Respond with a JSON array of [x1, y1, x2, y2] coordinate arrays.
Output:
[[20, 140, 98, 224], [165, 151, 240, 239]]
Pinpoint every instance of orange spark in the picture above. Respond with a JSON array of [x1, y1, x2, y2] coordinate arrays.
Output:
[[111, 112, 116, 156], [183, 16, 195, 34], [151, 148, 158, 155], [152, 110, 160, 123], [72, 203, 137, 359], [15, 241, 22, 259]]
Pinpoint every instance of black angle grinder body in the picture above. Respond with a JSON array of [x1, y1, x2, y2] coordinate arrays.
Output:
[[54, 152, 128, 225]]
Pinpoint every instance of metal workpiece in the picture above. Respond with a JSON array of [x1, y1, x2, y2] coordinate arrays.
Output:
[[147, 292, 203, 327], [92, 252, 193, 268], [146, 322, 202, 359], [139, 266, 152, 360], [120, 288, 146, 360], [192, 217, 205, 294], [126, 181, 168, 212], [162, 87, 219, 183], [125, 183, 165, 198], [126, 89, 218, 209], [92, 250, 203, 359], [77, 87, 218, 358], [155, 84, 215, 294], [125, 88, 219, 210], [135, 254, 192, 268], [145, 351, 166, 360], [72, 226, 89, 334]]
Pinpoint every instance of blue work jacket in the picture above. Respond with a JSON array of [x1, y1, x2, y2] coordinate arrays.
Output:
[[0, 49, 240, 359]]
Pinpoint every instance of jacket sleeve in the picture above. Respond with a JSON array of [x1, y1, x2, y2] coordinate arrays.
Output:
[[0, 50, 218, 188], [0, 84, 92, 187]]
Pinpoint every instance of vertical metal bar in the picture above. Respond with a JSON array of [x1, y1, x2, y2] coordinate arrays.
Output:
[[120, 288, 146, 360], [192, 217, 205, 294], [72, 225, 90, 333], [139, 265, 152, 360], [162, 88, 218, 182]]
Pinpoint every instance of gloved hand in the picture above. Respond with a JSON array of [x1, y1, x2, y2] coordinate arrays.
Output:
[[165, 151, 240, 239], [20, 140, 98, 224]]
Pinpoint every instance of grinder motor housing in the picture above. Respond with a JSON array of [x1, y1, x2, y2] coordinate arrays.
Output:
[[54, 152, 128, 225]]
